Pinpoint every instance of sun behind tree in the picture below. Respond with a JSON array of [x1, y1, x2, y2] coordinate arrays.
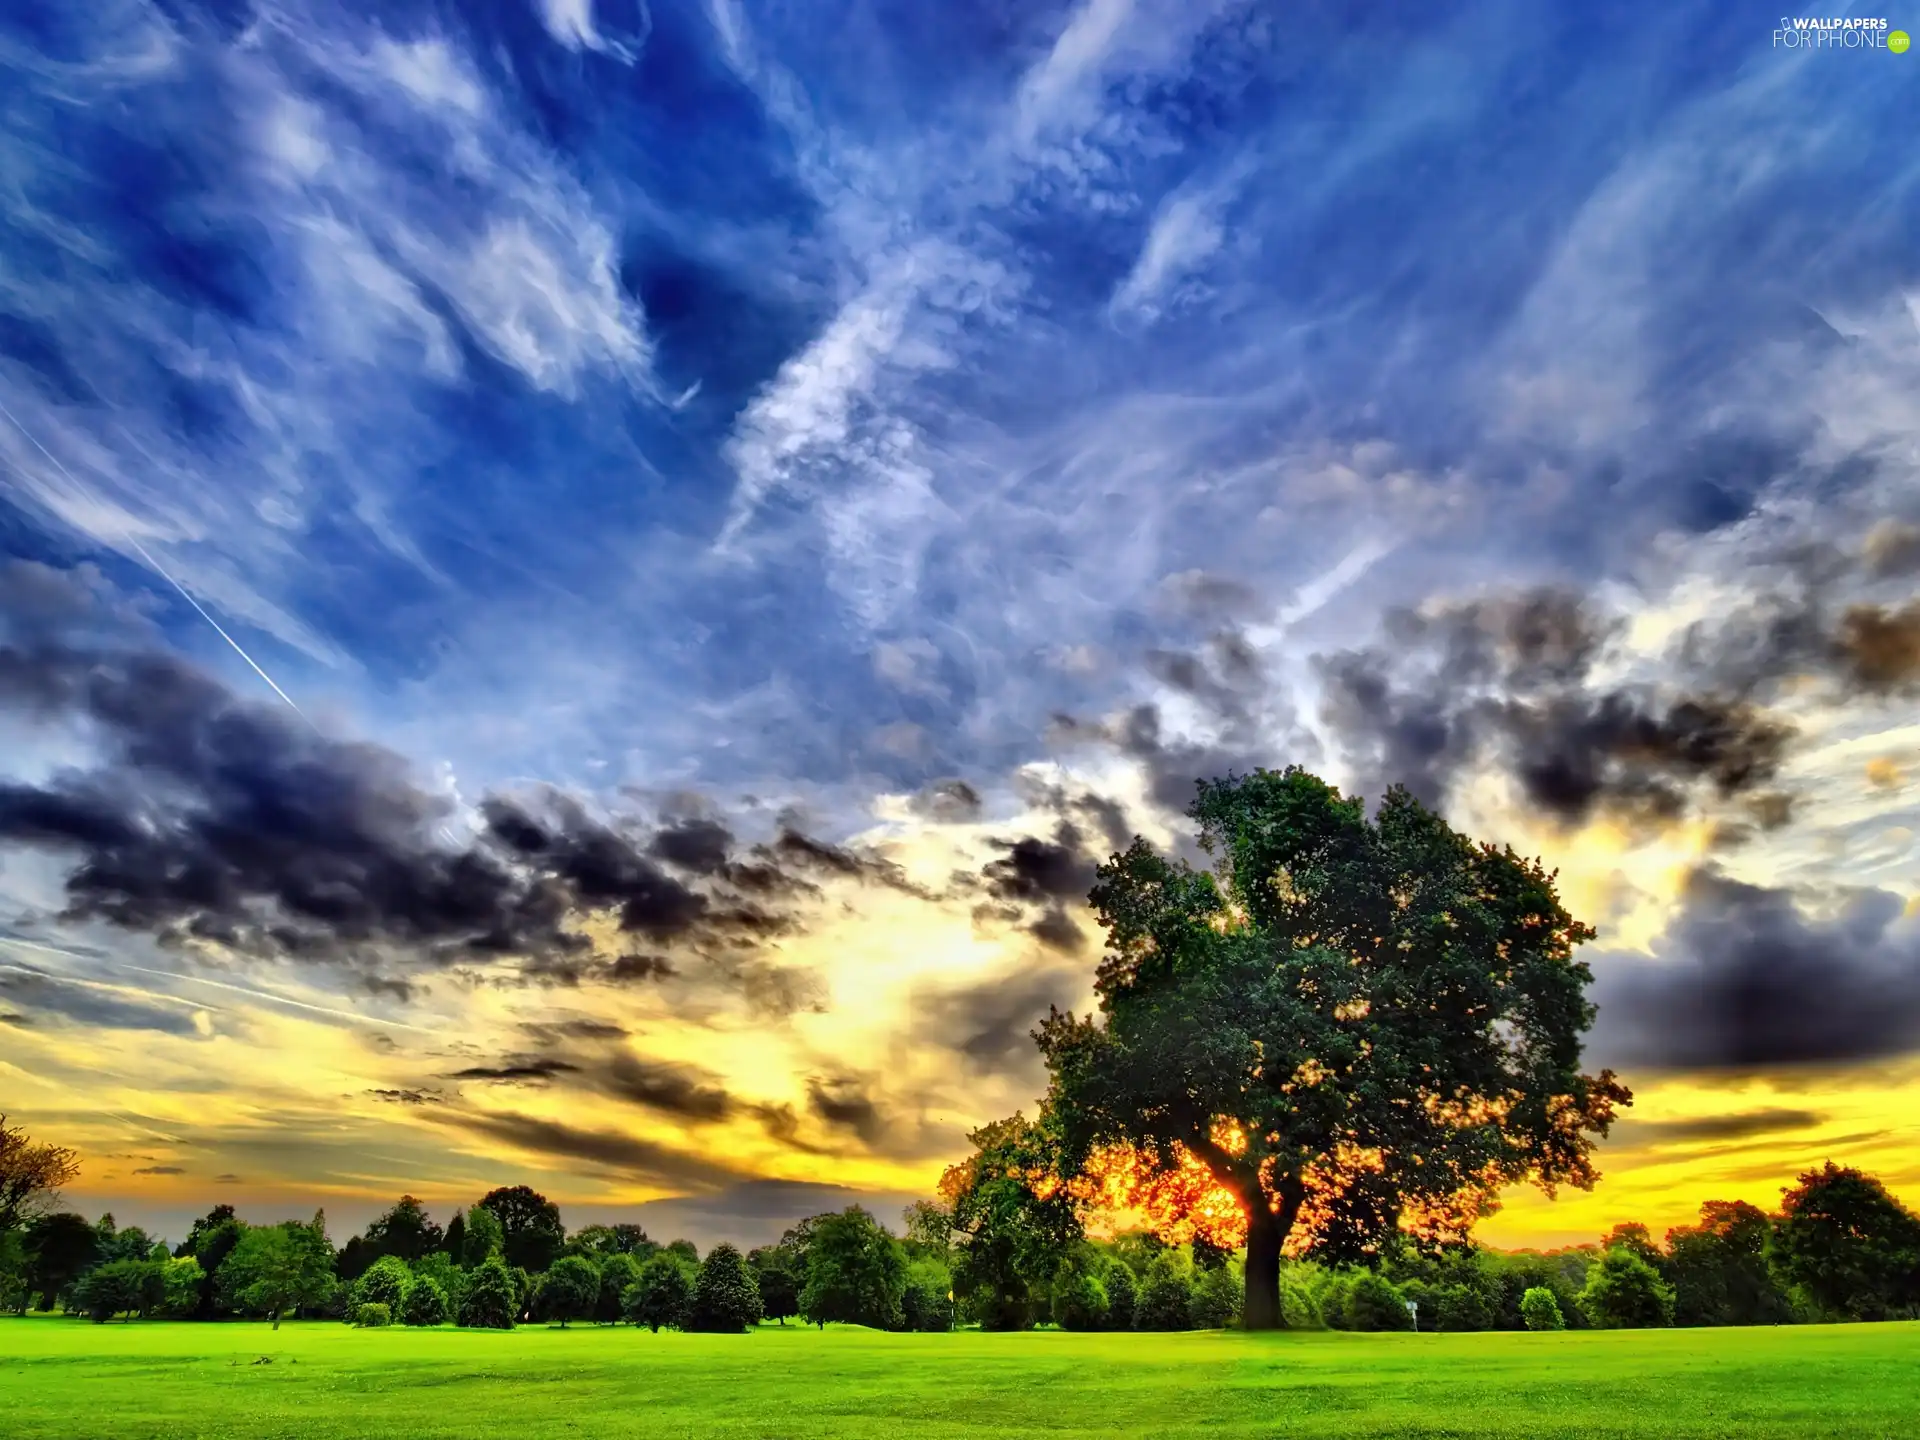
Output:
[[1037, 767, 1630, 1330]]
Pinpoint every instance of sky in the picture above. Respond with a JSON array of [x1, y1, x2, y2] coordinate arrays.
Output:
[[1, 0, 1917, 1254]]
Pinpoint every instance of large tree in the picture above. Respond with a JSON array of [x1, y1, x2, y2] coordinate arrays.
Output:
[[799, 1207, 907, 1330], [219, 1215, 337, 1329], [22, 1211, 99, 1311], [1770, 1162, 1920, 1321], [476, 1186, 565, 1273], [940, 1115, 1081, 1331], [1037, 769, 1629, 1329], [362, 1196, 443, 1263], [1664, 1200, 1790, 1327], [0, 1116, 81, 1232]]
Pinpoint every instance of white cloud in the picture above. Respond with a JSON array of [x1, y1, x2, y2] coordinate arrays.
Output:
[[1109, 186, 1229, 322]]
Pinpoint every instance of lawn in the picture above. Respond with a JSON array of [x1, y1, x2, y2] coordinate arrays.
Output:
[[1, 1316, 1915, 1439]]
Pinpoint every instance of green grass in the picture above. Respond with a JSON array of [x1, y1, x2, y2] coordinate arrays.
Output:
[[2, 1316, 1916, 1439]]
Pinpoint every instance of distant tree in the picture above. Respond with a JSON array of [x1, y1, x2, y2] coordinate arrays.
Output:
[[477, 1187, 565, 1274], [623, 1254, 693, 1332], [595, 1253, 641, 1323], [441, 1209, 467, 1260], [901, 1201, 954, 1260], [182, 1207, 245, 1319], [457, 1257, 518, 1329], [1579, 1248, 1675, 1330], [1191, 1261, 1242, 1329], [901, 1258, 955, 1332], [1038, 773, 1629, 1328], [1133, 1253, 1194, 1331], [353, 1255, 414, 1314], [159, 1256, 205, 1318], [23, 1211, 99, 1311], [402, 1276, 450, 1327], [364, 1196, 443, 1264], [1520, 1286, 1565, 1331], [92, 1215, 160, 1267], [0, 1228, 26, 1314], [1600, 1223, 1667, 1275], [1771, 1163, 1920, 1322], [750, 1254, 801, 1326], [335, 1235, 379, 1284], [540, 1256, 600, 1328], [1664, 1200, 1791, 1327], [686, 1243, 763, 1333], [1347, 1273, 1414, 1332], [664, 1238, 699, 1266], [1051, 1269, 1109, 1331], [220, 1217, 338, 1329], [800, 1207, 907, 1330], [0, 1116, 81, 1231], [1103, 1263, 1137, 1331], [461, 1205, 505, 1268], [942, 1115, 1080, 1331], [572, 1223, 655, 1260], [75, 1259, 162, 1322]]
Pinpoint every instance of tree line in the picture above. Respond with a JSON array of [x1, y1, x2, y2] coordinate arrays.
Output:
[[4, 1113, 1918, 1332], [4, 767, 1918, 1334]]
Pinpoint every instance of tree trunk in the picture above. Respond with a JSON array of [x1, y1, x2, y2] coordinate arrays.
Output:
[[1243, 1205, 1283, 1331], [271, 1310, 282, 1331]]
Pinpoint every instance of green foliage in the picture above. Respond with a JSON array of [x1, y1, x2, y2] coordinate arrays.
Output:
[[623, 1255, 692, 1332], [354, 1302, 392, 1328], [1038, 771, 1629, 1329], [1051, 1269, 1109, 1331], [1521, 1286, 1565, 1331], [901, 1259, 955, 1332], [1343, 1273, 1413, 1332], [752, 1261, 801, 1326], [441, 1210, 466, 1261], [0, 1228, 28, 1314], [409, 1252, 464, 1309], [1665, 1200, 1791, 1327], [23, 1211, 99, 1310], [800, 1207, 907, 1330], [476, 1186, 565, 1273], [460, 1205, 504, 1269], [665, 1239, 700, 1266], [901, 1201, 953, 1260], [1133, 1254, 1193, 1332], [220, 1217, 338, 1329], [572, 1224, 656, 1261], [401, 1277, 449, 1327], [540, 1255, 600, 1328], [944, 1114, 1080, 1331], [595, 1252, 641, 1323], [352, 1255, 413, 1315], [74, 1259, 162, 1321], [1191, 1260, 1243, 1329], [1102, 1263, 1136, 1331], [687, 1243, 763, 1333], [1580, 1248, 1676, 1330], [1278, 1272, 1323, 1330], [1770, 1163, 1920, 1322], [182, 1207, 244, 1319], [363, 1197, 443, 1264], [456, 1257, 518, 1330], [1433, 1282, 1497, 1332]]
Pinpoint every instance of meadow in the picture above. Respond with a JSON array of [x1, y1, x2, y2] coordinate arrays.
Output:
[[2, 1316, 1916, 1440]]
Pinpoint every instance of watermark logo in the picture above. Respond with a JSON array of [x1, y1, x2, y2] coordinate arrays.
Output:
[[1772, 16, 1908, 49]]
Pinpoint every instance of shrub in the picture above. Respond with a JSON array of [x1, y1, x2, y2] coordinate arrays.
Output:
[[401, 1277, 449, 1327], [352, 1255, 413, 1315], [686, 1244, 763, 1333], [1434, 1281, 1497, 1332], [1191, 1263, 1242, 1330], [1103, 1264, 1137, 1331], [1279, 1275, 1323, 1330], [1051, 1270, 1109, 1331], [353, 1302, 392, 1328], [901, 1260, 955, 1332], [1133, 1255, 1194, 1332], [457, 1258, 518, 1330], [1520, 1286, 1565, 1331], [1344, 1273, 1413, 1332]]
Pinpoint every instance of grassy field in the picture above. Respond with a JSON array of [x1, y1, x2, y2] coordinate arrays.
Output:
[[2, 1316, 1915, 1439]]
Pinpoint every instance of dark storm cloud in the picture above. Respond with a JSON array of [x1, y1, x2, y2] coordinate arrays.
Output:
[[0, 619, 925, 991], [434, 1109, 744, 1189], [922, 963, 1086, 1072], [518, 1017, 627, 1042], [1591, 870, 1920, 1073], [441, 1057, 580, 1083], [1613, 1108, 1824, 1146], [0, 1010, 28, 1026], [1053, 702, 1271, 816], [366, 1088, 443, 1106], [982, 825, 1098, 904], [1027, 906, 1087, 954], [909, 779, 983, 823], [805, 1076, 884, 1144], [1862, 520, 1920, 579], [605, 1053, 733, 1123]]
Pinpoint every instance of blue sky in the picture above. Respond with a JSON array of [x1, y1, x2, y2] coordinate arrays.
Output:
[[2, 0, 1919, 1248]]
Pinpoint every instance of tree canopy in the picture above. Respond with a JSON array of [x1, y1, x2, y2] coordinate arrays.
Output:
[[1037, 769, 1629, 1328], [0, 1116, 80, 1232], [477, 1186, 564, 1273]]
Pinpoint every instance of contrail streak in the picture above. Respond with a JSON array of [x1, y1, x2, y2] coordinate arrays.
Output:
[[0, 393, 314, 725], [119, 964, 439, 1034]]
